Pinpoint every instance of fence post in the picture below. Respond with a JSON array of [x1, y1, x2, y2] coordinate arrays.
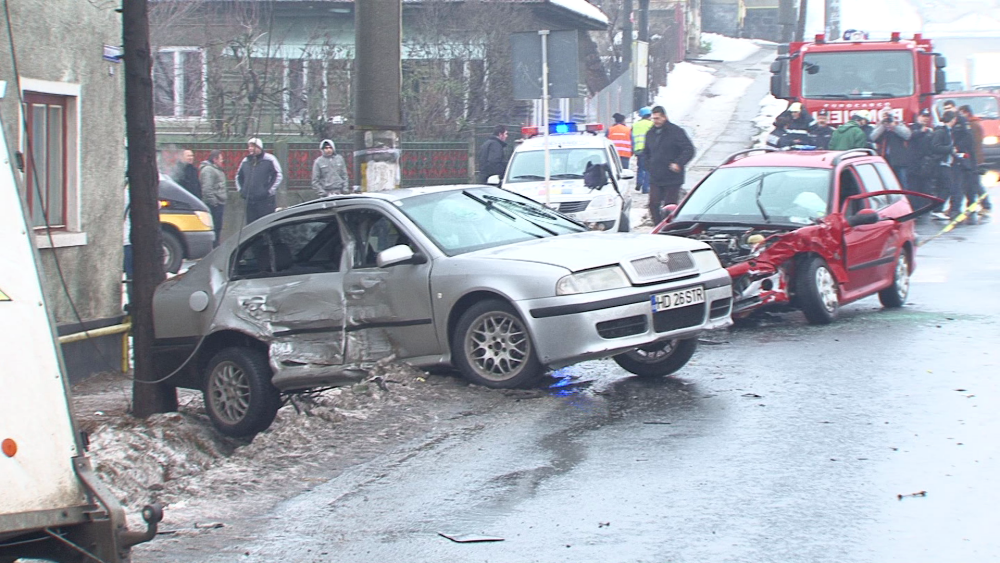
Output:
[[274, 139, 289, 209], [468, 131, 478, 183]]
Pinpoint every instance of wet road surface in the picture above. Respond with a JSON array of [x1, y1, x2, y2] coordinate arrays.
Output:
[[137, 210, 1000, 562]]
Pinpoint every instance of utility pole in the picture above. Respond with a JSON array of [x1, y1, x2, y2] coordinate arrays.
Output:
[[123, 0, 176, 416], [795, 0, 807, 42], [353, 0, 403, 192], [622, 0, 633, 74], [778, 0, 795, 43], [825, 0, 841, 40], [633, 0, 649, 110]]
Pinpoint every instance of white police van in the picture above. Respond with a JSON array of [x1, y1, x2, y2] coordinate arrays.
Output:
[[495, 122, 634, 232]]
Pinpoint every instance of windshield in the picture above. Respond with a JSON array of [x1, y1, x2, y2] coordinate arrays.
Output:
[[505, 147, 609, 183], [397, 186, 586, 256], [935, 96, 1000, 119], [675, 167, 832, 225], [802, 51, 914, 98]]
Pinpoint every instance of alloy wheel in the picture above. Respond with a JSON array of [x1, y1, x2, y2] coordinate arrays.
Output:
[[208, 361, 252, 425], [815, 266, 838, 313], [465, 310, 529, 382]]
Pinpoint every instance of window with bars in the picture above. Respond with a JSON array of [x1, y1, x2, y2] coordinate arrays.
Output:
[[22, 92, 68, 229], [153, 48, 205, 118]]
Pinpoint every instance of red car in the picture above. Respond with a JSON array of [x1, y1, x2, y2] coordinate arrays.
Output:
[[653, 148, 939, 324]]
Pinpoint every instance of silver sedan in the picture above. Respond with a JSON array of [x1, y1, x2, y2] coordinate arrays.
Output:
[[152, 185, 732, 436]]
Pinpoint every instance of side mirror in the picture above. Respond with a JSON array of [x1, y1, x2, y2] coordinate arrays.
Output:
[[661, 203, 678, 221], [847, 208, 880, 227], [377, 244, 426, 267], [621, 168, 635, 180], [486, 175, 501, 186]]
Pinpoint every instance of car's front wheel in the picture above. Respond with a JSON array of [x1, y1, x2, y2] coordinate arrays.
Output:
[[798, 256, 839, 324], [162, 229, 184, 274], [613, 337, 698, 377], [452, 300, 543, 388], [203, 347, 282, 437], [878, 251, 910, 308]]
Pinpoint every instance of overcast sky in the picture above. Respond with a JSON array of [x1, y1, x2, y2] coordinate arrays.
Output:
[[803, 0, 1000, 38]]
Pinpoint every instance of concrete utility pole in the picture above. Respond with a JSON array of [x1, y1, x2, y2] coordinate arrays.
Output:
[[622, 0, 633, 73], [353, 0, 403, 192], [123, 0, 177, 416], [795, 0, 807, 42], [778, 0, 795, 43], [825, 0, 841, 40], [633, 0, 649, 109]]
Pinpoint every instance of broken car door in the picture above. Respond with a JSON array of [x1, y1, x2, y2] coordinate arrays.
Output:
[[340, 206, 438, 364], [226, 216, 349, 387]]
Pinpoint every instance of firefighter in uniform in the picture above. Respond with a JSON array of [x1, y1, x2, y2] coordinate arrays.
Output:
[[607, 113, 632, 170]]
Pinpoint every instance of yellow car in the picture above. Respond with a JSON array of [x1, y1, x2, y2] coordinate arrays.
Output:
[[159, 175, 215, 273]]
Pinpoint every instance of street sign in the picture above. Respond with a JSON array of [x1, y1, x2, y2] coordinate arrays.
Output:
[[511, 30, 581, 100]]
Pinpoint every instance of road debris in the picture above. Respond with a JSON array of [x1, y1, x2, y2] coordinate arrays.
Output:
[[438, 532, 504, 543], [897, 490, 927, 500]]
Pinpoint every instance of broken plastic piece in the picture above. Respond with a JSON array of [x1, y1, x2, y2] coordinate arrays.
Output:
[[438, 532, 504, 543]]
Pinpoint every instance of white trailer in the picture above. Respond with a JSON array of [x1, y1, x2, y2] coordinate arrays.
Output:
[[0, 81, 160, 562]]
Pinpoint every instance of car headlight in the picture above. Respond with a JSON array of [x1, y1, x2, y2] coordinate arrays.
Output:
[[556, 266, 630, 295], [984, 136, 998, 146], [588, 193, 618, 210], [693, 250, 723, 271], [195, 211, 214, 229]]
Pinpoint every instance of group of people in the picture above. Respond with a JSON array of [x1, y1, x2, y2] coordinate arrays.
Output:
[[765, 101, 993, 222], [169, 137, 352, 245]]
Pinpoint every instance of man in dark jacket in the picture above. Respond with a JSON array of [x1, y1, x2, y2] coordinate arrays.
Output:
[[871, 112, 912, 188], [477, 125, 508, 183], [808, 109, 834, 149], [176, 149, 202, 200], [236, 137, 284, 224], [930, 111, 958, 219], [959, 105, 992, 217], [641, 106, 695, 225], [907, 108, 936, 207]]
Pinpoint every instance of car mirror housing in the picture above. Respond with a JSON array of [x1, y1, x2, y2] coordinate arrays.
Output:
[[486, 175, 501, 186], [621, 168, 636, 180], [847, 209, 880, 227], [376, 244, 426, 267]]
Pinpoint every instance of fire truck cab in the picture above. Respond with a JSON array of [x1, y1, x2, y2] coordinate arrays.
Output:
[[770, 32, 948, 125]]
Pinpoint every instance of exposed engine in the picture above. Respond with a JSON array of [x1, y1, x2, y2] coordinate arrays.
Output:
[[685, 226, 792, 267]]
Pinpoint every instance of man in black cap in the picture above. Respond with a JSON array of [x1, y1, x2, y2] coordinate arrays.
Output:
[[908, 108, 936, 208], [808, 109, 834, 149]]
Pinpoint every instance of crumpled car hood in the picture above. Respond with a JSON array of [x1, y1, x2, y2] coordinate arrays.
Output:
[[471, 231, 709, 272]]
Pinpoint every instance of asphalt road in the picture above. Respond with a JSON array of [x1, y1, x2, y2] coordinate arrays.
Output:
[[137, 202, 999, 563]]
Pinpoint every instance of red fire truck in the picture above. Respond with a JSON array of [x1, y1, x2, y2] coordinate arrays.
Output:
[[770, 31, 948, 125]]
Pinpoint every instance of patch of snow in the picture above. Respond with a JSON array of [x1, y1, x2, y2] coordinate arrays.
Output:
[[548, 0, 609, 25], [652, 62, 716, 123], [753, 94, 793, 147], [702, 33, 761, 62]]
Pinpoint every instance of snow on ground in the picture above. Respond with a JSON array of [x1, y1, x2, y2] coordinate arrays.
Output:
[[652, 62, 716, 122], [703, 33, 761, 62]]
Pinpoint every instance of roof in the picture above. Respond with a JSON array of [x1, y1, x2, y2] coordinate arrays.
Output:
[[721, 149, 880, 169]]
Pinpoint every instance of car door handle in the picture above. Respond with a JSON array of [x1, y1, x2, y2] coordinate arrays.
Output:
[[346, 287, 366, 297]]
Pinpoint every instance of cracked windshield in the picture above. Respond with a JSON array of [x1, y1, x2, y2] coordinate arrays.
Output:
[[675, 167, 831, 224]]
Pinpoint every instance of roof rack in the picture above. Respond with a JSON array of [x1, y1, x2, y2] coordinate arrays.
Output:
[[721, 147, 778, 165], [831, 148, 876, 165]]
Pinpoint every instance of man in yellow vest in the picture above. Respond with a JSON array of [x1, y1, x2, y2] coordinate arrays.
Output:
[[632, 106, 654, 193], [607, 112, 633, 170]]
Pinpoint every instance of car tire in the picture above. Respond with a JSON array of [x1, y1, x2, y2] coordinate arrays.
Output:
[[878, 251, 910, 308], [617, 211, 631, 232], [612, 337, 698, 377], [162, 229, 185, 274], [452, 299, 543, 388], [798, 256, 839, 324], [203, 347, 282, 437]]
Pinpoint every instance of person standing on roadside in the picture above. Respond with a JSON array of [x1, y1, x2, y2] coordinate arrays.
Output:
[[236, 137, 283, 224], [907, 108, 936, 208], [176, 149, 202, 200], [871, 112, 912, 188], [476, 125, 508, 184], [829, 111, 872, 150], [311, 139, 349, 197], [930, 111, 958, 220], [958, 105, 992, 218], [199, 149, 227, 246], [607, 112, 632, 169], [632, 107, 654, 193], [808, 109, 834, 149], [641, 105, 695, 225]]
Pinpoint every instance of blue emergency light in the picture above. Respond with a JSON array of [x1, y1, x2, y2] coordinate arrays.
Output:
[[550, 122, 577, 134]]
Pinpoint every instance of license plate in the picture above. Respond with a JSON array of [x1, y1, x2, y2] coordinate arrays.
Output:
[[652, 286, 705, 312]]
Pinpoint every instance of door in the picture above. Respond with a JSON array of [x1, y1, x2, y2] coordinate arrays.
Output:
[[340, 208, 438, 364], [841, 164, 898, 297], [226, 216, 348, 379]]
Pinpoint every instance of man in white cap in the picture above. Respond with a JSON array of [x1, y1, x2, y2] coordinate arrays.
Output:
[[236, 137, 283, 223], [311, 139, 349, 198]]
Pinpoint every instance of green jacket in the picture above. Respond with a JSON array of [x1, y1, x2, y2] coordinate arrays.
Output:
[[827, 121, 869, 151]]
